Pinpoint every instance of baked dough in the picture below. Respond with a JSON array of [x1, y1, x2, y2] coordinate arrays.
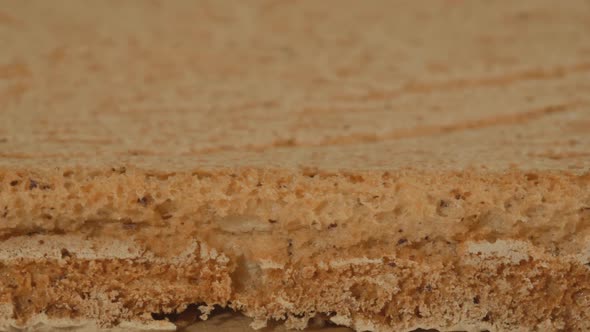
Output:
[[1, 1, 589, 331]]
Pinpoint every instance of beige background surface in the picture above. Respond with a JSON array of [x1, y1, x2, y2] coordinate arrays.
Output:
[[1, 0, 590, 172]]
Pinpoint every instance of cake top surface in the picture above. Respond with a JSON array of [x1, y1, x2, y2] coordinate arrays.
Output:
[[1, 0, 589, 173]]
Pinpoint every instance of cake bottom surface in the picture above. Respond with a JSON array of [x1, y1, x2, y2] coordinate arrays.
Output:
[[1, 231, 589, 332]]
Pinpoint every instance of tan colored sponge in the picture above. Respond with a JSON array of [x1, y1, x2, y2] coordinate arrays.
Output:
[[1, 1, 590, 331]]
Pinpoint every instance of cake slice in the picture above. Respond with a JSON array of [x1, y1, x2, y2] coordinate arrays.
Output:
[[1, 0, 590, 331]]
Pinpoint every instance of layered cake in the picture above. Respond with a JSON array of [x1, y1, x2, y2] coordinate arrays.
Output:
[[1, 1, 590, 331]]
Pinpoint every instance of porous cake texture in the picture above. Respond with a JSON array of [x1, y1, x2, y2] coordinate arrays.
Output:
[[1, 1, 590, 331]]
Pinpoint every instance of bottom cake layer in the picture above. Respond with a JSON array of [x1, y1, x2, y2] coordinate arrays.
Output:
[[1, 234, 589, 332]]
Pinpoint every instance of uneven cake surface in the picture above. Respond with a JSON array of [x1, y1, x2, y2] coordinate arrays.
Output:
[[1, 0, 590, 331]]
